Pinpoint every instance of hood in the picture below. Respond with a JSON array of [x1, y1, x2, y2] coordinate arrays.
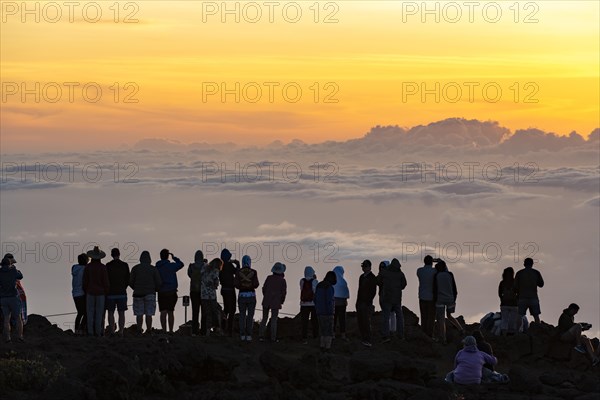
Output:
[[140, 251, 152, 265], [463, 344, 479, 353], [221, 248, 232, 262], [333, 266, 345, 277], [242, 255, 251, 268], [389, 258, 401, 271], [194, 250, 204, 264], [304, 266, 315, 279]]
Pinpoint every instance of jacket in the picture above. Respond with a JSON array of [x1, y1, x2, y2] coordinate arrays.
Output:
[[377, 259, 407, 304], [82, 260, 110, 296], [219, 260, 238, 290], [200, 263, 220, 300], [314, 280, 335, 316], [262, 274, 287, 309], [234, 267, 260, 294], [0, 266, 23, 297], [130, 262, 162, 297], [356, 271, 377, 306], [106, 259, 130, 296], [498, 279, 518, 306], [433, 269, 457, 304], [71, 264, 86, 297], [332, 266, 350, 299], [156, 256, 184, 292], [557, 309, 575, 335], [514, 267, 544, 299], [453, 345, 498, 385], [416, 264, 436, 301]]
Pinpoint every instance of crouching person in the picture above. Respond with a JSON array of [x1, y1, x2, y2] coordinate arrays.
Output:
[[445, 336, 498, 385]]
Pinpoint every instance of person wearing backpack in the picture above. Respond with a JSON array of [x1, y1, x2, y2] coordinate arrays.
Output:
[[234, 255, 259, 341], [299, 266, 319, 344], [187, 250, 206, 336], [498, 267, 520, 335]]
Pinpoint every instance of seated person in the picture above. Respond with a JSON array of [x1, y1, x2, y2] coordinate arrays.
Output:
[[558, 303, 599, 367], [445, 336, 498, 385]]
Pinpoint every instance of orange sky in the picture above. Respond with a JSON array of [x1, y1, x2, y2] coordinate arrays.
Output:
[[1, 1, 599, 151]]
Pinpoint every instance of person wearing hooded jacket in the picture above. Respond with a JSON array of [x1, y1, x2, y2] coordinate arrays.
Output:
[[356, 260, 377, 346], [299, 266, 319, 343], [378, 261, 396, 334], [259, 262, 287, 342], [445, 336, 498, 385], [219, 248, 239, 337], [315, 270, 337, 351], [378, 258, 407, 342], [332, 266, 349, 340], [130, 250, 162, 335], [234, 255, 259, 341], [187, 250, 206, 336], [200, 258, 222, 336]]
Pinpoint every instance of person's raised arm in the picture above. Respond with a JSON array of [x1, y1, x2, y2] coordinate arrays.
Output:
[[15, 269, 23, 280], [172, 255, 184, 271]]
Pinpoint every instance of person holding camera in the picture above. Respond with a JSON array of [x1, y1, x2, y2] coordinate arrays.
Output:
[[156, 249, 184, 334], [558, 303, 599, 367], [0, 257, 24, 343]]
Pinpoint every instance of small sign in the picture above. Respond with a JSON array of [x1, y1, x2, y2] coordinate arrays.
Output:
[[182, 296, 190, 307]]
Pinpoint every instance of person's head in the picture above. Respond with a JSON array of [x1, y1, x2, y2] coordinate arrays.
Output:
[[390, 258, 401, 269], [242, 255, 251, 268], [86, 246, 106, 261], [140, 250, 152, 265], [3, 253, 16, 265], [462, 335, 477, 347], [271, 262, 286, 275], [424, 255, 433, 266], [0, 258, 10, 268], [160, 249, 170, 260], [524, 258, 534, 268], [111, 248, 120, 260], [77, 253, 89, 266], [434, 260, 447, 273], [324, 270, 337, 285], [361, 259, 372, 273], [378, 261, 389, 271], [194, 250, 204, 264], [566, 303, 580, 316], [220, 248, 232, 262], [209, 258, 223, 271], [304, 266, 315, 279], [502, 267, 515, 281]]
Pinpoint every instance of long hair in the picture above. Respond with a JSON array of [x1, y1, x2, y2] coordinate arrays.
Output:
[[502, 267, 515, 283]]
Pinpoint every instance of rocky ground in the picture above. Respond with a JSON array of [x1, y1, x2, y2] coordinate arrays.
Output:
[[0, 308, 598, 400]]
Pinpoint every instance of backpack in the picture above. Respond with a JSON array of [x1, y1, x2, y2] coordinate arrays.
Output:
[[300, 278, 314, 302], [190, 264, 202, 292], [238, 268, 256, 291], [501, 282, 517, 303]]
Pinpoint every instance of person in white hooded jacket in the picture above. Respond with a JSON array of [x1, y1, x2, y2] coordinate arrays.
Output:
[[332, 266, 349, 340], [299, 266, 319, 343]]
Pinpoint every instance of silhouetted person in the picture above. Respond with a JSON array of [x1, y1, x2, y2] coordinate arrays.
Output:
[[417, 255, 436, 338], [378, 261, 396, 334], [445, 335, 497, 385], [299, 266, 319, 344], [378, 258, 407, 342], [472, 330, 495, 372], [333, 266, 350, 340], [219, 248, 239, 337], [234, 255, 259, 341], [71, 253, 88, 335], [187, 250, 206, 336], [558, 303, 599, 366], [514, 257, 544, 324], [356, 259, 377, 347], [82, 246, 109, 336], [156, 249, 184, 333], [0, 257, 24, 342], [4, 254, 26, 328], [498, 267, 520, 335], [200, 258, 222, 336], [260, 262, 287, 342], [433, 260, 463, 344], [130, 251, 161, 335], [105, 248, 130, 336], [315, 270, 337, 351]]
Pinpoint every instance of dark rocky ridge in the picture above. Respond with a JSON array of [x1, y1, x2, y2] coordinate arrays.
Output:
[[0, 308, 598, 400]]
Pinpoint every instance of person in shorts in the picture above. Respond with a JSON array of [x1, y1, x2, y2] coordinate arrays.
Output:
[[130, 251, 161, 335], [105, 248, 130, 336], [515, 258, 544, 325], [156, 249, 184, 334]]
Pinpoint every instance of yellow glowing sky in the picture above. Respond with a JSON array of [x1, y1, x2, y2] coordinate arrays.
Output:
[[1, 1, 599, 151]]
